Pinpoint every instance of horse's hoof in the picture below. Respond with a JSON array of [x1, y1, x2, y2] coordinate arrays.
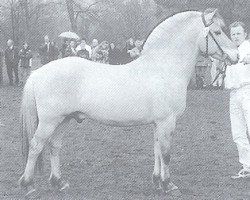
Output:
[[152, 174, 161, 189], [19, 175, 34, 188], [161, 181, 179, 195], [49, 175, 69, 191], [19, 175, 36, 197], [59, 181, 70, 191], [25, 187, 36, 197]]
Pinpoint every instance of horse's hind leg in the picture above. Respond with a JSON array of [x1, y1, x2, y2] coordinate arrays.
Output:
[[152, 124, 161, 189], [49, 119, 70, 191], [154, 115, 179, 195], [19, 117, 63, 195]]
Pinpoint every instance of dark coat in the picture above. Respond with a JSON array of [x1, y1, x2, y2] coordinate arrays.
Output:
[[77, 49, 90, 59], [5, 46, 19, 67], [39, 43, 59, 65], [108, 47, 121, 65], [65, 46, 77, 57], [19, 47, 32, 68], [60, 43, 68, 58], [121, 43, 135, 64]]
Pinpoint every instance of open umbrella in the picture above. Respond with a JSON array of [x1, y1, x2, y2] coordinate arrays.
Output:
[[59, 31, 80, 40]]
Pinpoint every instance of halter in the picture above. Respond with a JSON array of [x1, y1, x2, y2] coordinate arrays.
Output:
[[201, 12, 226, 59], [201, 12, 229, 89]]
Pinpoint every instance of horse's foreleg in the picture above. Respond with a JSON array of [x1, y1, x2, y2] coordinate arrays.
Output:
[[49, 119, 70, 191], [152, 124, 161, 189], [155, 115, 179, 195], [19, 118, 63, 195]]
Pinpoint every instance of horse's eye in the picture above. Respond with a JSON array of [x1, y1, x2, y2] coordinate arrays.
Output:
[[214, 31, 221, 35]]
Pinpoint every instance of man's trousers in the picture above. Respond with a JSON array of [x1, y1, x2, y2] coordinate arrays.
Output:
[[6, 64, 19, 85], [230, 85, 250, 168]]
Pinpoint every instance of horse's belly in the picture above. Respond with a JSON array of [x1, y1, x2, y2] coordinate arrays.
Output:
[[79, 77, 173, 123], [81, 92, 153, 122]]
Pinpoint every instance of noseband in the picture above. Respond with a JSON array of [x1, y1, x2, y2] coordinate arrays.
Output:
[[201, 12, 227, 60]]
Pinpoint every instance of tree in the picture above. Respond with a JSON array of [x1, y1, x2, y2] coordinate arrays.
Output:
[[153, 0, 250, 28], [65, 0, 77, 32]]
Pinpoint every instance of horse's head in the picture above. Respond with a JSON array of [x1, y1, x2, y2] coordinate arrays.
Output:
[[198, 9, 239, 65]]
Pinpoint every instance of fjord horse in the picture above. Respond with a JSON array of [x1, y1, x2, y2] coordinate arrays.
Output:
[[19, 9, 239, 196]]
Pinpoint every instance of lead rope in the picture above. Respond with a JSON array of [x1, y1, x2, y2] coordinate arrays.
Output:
[[221, 61, 227, 89], [210, 59, 227, 89]]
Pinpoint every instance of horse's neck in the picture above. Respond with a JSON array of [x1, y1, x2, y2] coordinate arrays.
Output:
[[142, 13, 202, 84]]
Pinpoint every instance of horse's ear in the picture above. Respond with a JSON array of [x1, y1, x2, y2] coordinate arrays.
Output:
[[204, 8, 218, 25]]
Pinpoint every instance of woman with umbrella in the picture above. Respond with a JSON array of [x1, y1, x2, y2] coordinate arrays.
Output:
[[60, 39, 70, 58]]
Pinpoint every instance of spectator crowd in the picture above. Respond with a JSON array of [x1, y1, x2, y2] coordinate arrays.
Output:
[[0, 35, 144, 86]]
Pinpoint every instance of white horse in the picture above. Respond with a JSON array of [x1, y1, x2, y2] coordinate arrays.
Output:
[[19, 9, 239, 196]]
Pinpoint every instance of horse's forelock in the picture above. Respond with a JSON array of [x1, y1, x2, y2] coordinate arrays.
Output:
[[214, 12, 225, 27], [204, 8, 225, 28], [213, 17, 225, 28]]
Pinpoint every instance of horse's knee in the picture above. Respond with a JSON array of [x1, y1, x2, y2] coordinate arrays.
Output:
[[29, 136, 45, 156]]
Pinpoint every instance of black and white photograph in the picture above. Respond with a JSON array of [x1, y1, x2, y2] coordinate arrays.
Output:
[[0, 0, 250, 199]]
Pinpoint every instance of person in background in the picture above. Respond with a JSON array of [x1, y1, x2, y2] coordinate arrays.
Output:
[[195, 55, 211, 89], [122, 38, 135, 64], [224, 21, 250, 179], [77, 45, 90, 60], [65, 40, 77, 57], [91, 39, 99, 49], [91, 39, 99, 61], [210, 58, 224, 88], [94, 41, 109, 63], [60, 38, 70, 58], [38, 35, 54, 65], [5, 39, 19, 86], [76, 38, 91, 58], [108, 42, 121, 65], [50, 41, 60, 61], [18, 42, 32, 86], [0, 48, 4, 85], [129, 39, 142, 60]]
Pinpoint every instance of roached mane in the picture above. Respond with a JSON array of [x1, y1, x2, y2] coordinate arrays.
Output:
[[141, 8, 225, 52]]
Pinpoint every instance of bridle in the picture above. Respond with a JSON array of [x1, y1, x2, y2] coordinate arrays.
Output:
[[201, 12, 229, 89], [201, 12, 228, 60]]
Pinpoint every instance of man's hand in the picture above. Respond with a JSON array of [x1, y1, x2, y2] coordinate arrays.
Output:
[[240, 54, 250, 65]]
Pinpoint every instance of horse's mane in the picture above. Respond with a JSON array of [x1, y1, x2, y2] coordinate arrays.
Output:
[[141, 9, 225, 52], [141, 11, 200, 52]]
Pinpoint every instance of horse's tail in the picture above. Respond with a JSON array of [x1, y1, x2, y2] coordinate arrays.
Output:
[[20, 76, 43, 174]]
